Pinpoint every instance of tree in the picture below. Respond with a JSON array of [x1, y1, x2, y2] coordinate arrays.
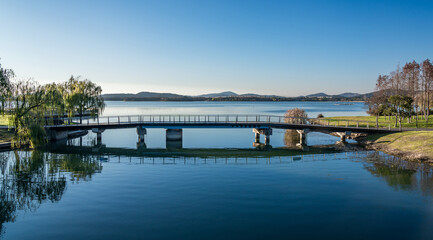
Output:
[[63, 76, 105, 123], [421, 59, 433, 122], [8, 79, 50, 147], [284, 108, 308, 124], [402, 61, 420, 126], [388, 95, 413, 130], [368, 75, 393, 125], [0, 61, 14, 115]]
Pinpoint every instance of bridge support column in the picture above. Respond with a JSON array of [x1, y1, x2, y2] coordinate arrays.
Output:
[[335, 131, 351, 142], [92, 128, 105, 144], [253, 128, 272, 145], [166, 129, 183, 149], [264, 135, 270, 145], [254, 133, 260, 143], [296, 129, 310, 145], [166, 128, 182, 141], [137, 126, 147, 142]]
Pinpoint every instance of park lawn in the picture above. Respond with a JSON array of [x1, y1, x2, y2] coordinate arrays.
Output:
[[365, 131, 433, 161], [0, 129, 14, 143], [0, 115, 10, 126], [322, 115, 433, 129]]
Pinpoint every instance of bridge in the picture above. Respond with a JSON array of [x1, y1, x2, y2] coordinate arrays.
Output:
[[45, 114, 400, 146]]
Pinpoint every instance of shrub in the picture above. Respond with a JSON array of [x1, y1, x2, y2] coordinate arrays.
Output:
[[285, 108, 308, 124]]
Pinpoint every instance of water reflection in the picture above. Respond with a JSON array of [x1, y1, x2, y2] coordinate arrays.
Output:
[[364, 152, 433, 196], [0, 150, 102, 235], [1, 147, 433, 239]]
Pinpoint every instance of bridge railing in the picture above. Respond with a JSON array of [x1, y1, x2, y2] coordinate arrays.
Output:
[[52, 114, 393, 130], [59, 114, 286, 126]]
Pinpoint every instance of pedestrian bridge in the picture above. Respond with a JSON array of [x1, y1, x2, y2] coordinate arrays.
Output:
[[45, 114, 400, 145]]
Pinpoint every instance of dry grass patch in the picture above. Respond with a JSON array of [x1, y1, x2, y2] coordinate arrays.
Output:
[[369, 131, 433, 161]]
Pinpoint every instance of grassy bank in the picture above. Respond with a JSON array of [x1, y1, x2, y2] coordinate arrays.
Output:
[[0, 115, 12, 143], [322, 115, 433, 129], [0, 115, 10, 126], [0, 129, 13, 143], [364, 131, 433, 162]]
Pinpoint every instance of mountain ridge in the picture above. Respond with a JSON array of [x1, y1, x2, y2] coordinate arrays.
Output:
[[102, 91, 372, 101]]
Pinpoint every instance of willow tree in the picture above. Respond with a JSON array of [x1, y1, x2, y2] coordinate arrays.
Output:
[[8, 79, 52, 147], [63, 76, 105, 123], [0, 62, 14, 115]]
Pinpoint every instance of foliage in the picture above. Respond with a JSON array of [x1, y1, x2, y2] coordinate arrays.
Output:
[[284, 108, 308, 124], [284, 130, 300, 147], [0, 62, 14, 115], [388, 95, 413, 118], [317, 113, 324, 118], [0, 150, 102, 233], [0, 60, 105, 147], [63, 76, 105, 123], [370, 59, 433, 124]]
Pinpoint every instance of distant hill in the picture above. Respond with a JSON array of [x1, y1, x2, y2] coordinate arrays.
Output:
[[197, 91, 238, 98], [102, 91, 373, 101], [103, 91, 189, 101], [304, 92, 364, 98], [335, 92, 360, 98], [305, 92, 329, 98]]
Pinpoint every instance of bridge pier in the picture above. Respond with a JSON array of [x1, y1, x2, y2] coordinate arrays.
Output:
[[296, 129, 310, 145], [136, 141, 147, 150], [166, 128, 183, 149], [335, 131, 351, 142], [254, 132, 260, 143], [253, 128, 272, 145], [92, 128, 105, 144], [137, 126, 147, 142]]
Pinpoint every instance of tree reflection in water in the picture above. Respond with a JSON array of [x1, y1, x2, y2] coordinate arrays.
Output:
[[0, 150, 102, 235], [364, 152, 433, 196], [284, 130, 301, 148]]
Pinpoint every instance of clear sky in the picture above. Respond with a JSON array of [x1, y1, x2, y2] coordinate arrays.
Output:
[[1, 0, 432, 96]]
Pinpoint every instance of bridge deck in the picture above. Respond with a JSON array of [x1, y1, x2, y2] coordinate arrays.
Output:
[[45, 114, 401, 134]]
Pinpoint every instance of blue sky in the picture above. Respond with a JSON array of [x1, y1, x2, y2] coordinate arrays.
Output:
[[1, 0, 432, 96]]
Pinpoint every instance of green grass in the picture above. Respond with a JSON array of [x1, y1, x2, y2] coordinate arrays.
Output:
[[367, 131, 433, 160], [321, 115, 433, 129], [0, 129, 14, 143], [0, 115, 10, 126]]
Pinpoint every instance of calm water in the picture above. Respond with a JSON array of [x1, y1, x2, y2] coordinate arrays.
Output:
[[1, 101, 433, 240]]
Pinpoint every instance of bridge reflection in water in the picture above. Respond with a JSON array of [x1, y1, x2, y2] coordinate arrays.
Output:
[[2, 146, 433, 236], [48, 133, 363, 165]]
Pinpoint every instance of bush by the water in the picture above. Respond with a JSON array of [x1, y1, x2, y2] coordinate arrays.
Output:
[[285, 108, 308, 124]]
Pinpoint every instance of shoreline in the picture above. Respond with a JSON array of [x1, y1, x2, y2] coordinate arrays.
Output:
[[358, 131, 433, 164]]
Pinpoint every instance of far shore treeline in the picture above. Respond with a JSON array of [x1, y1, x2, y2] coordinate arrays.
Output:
[[102, 92, 372, 102], [368, 59, 433, 128], [0, 61, 105, 148]]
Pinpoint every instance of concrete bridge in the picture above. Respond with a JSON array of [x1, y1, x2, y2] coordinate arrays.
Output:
[[45, 114, 400, 146]]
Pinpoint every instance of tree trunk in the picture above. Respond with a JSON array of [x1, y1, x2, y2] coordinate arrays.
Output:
[[399, 117, 402, 130]]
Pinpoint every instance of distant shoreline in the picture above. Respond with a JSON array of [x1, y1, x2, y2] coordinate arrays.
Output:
[[102, 98, 366, 102]]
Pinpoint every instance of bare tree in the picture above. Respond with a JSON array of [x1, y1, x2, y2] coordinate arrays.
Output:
[[402, 61, 420, 126], [421, 59, 433, 122], [284, 108, 308, 124]]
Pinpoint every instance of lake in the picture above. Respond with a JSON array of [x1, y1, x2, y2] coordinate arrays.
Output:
[[1, 101, 433, 240]]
